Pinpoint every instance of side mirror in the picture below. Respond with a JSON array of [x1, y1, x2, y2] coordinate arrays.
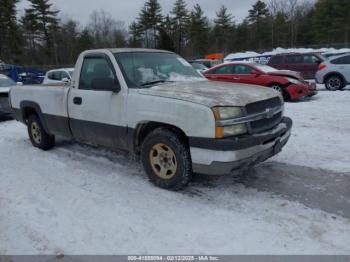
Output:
[[62, 77, 70, 83], [91, 77, 121, 93]]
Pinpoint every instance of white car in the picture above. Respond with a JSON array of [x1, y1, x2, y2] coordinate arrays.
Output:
[[42, 68, 74, 84], [10, 49, 292, 190], [316, 53, 350, 90], [0, 74, 16, 117]]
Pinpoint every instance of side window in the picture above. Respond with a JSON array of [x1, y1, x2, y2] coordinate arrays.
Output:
[[331, 57, 346, 65], [211, 65, 233, 74], [79, 56, 119, 91], [233, 65, 253, 75], [269, 56, 283, 65], [60, 71, 70, 80], [286, 55, 303, 64], [345, 56, 350, 64], [303, 55, 320, 64], [48, 71, 60, 80]]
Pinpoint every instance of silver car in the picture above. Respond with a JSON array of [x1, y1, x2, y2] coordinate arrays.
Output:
[[0, 74, 16, 117], [315, 53, 350, 90]]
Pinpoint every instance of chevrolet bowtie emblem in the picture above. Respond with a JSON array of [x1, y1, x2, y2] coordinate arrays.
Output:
[[265, 108, 274, 119]]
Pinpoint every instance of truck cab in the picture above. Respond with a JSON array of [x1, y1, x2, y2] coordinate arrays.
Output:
[[10, 48, 292, 190]]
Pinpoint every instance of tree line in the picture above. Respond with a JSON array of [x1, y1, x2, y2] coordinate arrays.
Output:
[[0, 0, 349, 66]]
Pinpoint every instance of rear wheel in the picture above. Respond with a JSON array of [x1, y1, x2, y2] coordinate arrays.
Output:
[[141, 128, 192, 190], [27, 114, 55, 150], [325, 75, 344, 91]]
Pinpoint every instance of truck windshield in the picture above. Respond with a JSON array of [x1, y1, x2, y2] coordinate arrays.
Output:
[[114, 52, 203, 88]]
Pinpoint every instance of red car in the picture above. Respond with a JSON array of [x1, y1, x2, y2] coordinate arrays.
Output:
[[204, 62, 317, 101]]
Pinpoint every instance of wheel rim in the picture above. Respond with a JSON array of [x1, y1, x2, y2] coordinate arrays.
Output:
[[271, 85, 282, 93], [31, 122, 42, 144], [328, 77, 341, 90], [149, 143, 178, 180]]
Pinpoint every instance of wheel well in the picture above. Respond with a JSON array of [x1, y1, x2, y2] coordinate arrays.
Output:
[[22, 107, 38, 122], [134, 122, 188, 153]]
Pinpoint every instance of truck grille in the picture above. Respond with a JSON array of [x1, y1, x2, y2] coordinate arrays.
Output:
[[245, 97, 283, 134]]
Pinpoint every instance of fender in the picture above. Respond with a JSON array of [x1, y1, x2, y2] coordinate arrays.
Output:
[[19, 101, 50, 134]]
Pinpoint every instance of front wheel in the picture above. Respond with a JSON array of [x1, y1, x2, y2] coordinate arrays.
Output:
[[325, 75, 344, 91], [141, 128, 192, 190], [27, 114, 55, 150]]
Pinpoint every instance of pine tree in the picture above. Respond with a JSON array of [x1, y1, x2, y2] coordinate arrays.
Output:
[[171, 0, 189, 54], [24, 0, 60, 64], [138, 0, 163, 48], [312, 0, 350, 45], [188, 4, 209, 56], [213, 5, 234, 53], [0, 0, 22, 63], [247, 0, 271, 50]]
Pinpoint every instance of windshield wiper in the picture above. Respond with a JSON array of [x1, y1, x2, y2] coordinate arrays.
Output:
[[141, 80, 174, 87]]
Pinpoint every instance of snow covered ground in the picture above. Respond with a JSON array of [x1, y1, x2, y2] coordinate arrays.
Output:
[[0, 86, 350, 255]]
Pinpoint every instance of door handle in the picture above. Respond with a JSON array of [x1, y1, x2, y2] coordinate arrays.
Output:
[[233, 77, 240, 80], [73, 97, 82, 105]]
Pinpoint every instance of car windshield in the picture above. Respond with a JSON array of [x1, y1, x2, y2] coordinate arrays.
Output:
[[0, 75, 16, 88], [254, 63, 279, 73], [114, 52, 203, 88]]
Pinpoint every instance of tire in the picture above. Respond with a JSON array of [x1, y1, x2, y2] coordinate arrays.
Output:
[[141, 128, 192, 190], [325, 75, 344, 91], [27, 114, 55, 150]]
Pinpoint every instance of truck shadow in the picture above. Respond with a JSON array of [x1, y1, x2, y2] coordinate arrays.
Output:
[[190, 162, 350, 219]]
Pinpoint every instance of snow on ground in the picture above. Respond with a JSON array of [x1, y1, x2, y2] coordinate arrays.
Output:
[[0, 87, 350, 255], [273, 85, 350, 173]]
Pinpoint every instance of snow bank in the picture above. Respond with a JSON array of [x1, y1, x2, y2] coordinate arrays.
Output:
[[224, 47, 350, 62]]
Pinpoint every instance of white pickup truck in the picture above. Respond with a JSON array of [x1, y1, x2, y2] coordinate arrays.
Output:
[[10, 48, 292, 190]]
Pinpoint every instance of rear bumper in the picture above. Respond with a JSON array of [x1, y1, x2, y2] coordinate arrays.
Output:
[[190, 117, 292, 175]]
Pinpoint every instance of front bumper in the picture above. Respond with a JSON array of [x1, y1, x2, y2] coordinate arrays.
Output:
[[307, 82, 318, 97], [190, 117, 292, 175], [285, 84, 309, 100]]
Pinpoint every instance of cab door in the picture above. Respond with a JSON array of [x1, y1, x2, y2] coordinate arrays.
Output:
[[67, 52, 129, 150]]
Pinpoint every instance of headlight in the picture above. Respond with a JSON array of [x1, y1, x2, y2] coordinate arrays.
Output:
[[212, 107, 243, 120], [286, 77, 302, 85], [212, 107, 247, 138]]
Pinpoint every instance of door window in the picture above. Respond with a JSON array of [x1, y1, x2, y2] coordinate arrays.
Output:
[[285, 55, 303, 64], [232, 65, 253, 75], [79, 56, 119, 91], [303, 55, 320, 64], [269, 56, 283, 65], [211, 65, 233, 74], [48, 71, 62, 81]]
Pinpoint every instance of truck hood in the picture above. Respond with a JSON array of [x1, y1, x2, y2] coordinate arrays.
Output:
[[268, 70, 303, 80], [138, 80, 280, 107]]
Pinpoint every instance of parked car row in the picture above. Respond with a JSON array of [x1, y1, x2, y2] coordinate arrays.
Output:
[[203, 61, 317, 101]]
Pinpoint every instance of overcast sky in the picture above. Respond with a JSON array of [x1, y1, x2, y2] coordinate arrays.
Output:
[[17, 0, 265, 27]]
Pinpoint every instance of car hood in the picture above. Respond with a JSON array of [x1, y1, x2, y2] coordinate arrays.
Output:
[[138, 80, 280, 107], [268, 70, 303, 80]]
